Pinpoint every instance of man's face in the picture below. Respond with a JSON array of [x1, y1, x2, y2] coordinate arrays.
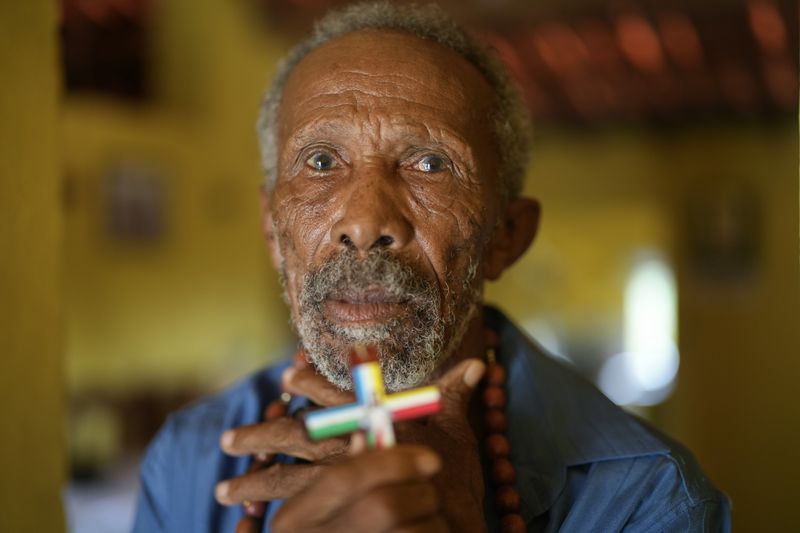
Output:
[[266, 30, 502, 391]]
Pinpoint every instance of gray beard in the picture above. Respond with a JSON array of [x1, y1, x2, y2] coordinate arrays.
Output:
[[290, 248, 480, 392]]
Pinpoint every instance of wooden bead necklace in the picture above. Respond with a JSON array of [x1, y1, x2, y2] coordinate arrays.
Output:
[[482, 328, 525, 533], [234, 330, 524, 533]]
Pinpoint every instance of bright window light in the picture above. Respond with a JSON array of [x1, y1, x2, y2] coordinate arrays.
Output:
[[598, 253, 679, 406]]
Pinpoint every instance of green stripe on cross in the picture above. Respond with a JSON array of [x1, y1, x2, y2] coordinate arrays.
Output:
[[308, 419, 361, 440]]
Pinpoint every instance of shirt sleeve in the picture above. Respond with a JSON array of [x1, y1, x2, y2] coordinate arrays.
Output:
[[131, 417, 175, 533], [634, 494, 731, 533], [622, 455, 731, 533]]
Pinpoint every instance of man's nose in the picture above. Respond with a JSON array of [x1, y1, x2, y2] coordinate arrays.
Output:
[[330, 178, 413, 253]]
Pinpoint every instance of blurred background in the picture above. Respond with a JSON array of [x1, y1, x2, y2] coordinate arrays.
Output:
[[0, 0, 797, 531]]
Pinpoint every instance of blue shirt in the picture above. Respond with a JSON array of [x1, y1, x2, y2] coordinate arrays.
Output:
[[133, 307, 730, 532]]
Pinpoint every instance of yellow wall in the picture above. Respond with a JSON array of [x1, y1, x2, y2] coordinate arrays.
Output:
[[0, 1, 66, 531], [62, 0, 293, 393], [488, 128, 673, 340], [662, 125, 799, 532]]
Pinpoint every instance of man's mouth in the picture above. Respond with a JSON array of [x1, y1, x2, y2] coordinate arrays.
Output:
[[323, 288, 408, 324]]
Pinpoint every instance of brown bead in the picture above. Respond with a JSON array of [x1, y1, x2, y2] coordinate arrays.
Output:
[[254, 452, 273, 463], [492, 457, 516, 484], [235, 516, 262, 533], [484, 408, 507, 432], [243, 500, 266, 518], [265, 400, 287, 420], [485, 363, 506, 386], [495, 485, 521, 513], [501, 513, 526, 533], [485, 434, 510, 458], [484, 329, 499, 348], [483, 386, 506, 408]]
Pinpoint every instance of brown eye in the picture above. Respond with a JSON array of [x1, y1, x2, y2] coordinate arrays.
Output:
[[416, 154, 446, 173], [306, 152, 335, 171]]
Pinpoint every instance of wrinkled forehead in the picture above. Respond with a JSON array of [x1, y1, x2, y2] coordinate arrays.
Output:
[[277, 29, 497, 143]]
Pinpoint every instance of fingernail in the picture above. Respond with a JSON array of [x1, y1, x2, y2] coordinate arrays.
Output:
[[349, 432, 366, 456], [220, 430, 235, 450], [463, 359, 486, 388], [415, 451, 441, 475], [282, 367, 297, 388], [215, 481, 229, 500]]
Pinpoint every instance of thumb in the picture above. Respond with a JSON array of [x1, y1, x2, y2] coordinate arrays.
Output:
[[434, 358, 486, 420]]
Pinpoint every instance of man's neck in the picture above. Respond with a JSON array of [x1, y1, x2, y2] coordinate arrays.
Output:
[[433, 305, 487, 381]]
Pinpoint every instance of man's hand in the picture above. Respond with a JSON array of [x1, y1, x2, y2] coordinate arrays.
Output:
[[215, 358, 487, 532], [214, 359, 354, 505], [393, 358, 488, 532], [272, 445, 446, 533]]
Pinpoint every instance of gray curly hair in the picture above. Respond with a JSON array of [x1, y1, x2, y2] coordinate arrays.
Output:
[[257, 1, 532, 198]]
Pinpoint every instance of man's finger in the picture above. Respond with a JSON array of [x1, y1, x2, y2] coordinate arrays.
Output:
[[282, 366, 356, 407], [215, 462, 322, 505], [348, 432, 367, 455], [434, 358, 485, 421], [312, 480, 440, 533], [273, 445, 441, 529], [221, 417, 348, 460]]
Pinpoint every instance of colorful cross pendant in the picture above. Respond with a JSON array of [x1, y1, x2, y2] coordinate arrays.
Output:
[[304, 345, 441, 449]]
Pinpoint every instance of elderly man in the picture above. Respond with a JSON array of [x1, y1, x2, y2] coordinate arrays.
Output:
[[133, 3, 729, 532]]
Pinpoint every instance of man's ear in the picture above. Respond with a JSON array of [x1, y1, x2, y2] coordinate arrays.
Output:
[[260, 188, 284, 271], [483, 197, 541, 281]]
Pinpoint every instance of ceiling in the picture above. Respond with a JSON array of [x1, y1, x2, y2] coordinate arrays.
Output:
[[256, 0, 799, 125], [60, 0, 798, 125]]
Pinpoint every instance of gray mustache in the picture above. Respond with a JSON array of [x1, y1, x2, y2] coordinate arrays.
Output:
[[302, 249, 437, 307]]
